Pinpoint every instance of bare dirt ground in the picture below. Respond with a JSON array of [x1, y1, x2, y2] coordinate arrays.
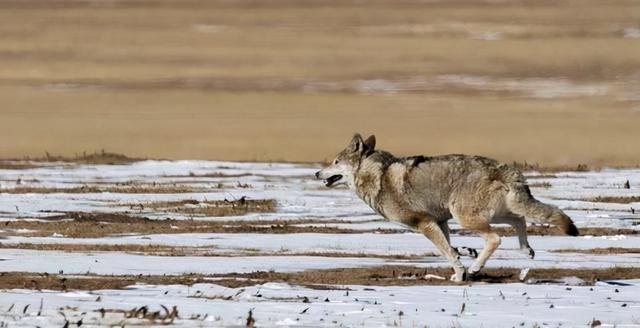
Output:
[[1, 208, 635, 238], [3, 266, 640, 292], [1, 0, 639, 166], [0, 212, 402, 238]]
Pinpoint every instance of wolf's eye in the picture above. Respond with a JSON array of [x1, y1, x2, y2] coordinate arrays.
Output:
[[334, 160, 339, 164]]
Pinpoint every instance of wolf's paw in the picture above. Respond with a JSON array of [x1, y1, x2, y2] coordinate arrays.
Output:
[[455, 247, 478, 259], [521, 247, 535, 259], [466, 271, 479, 280], [467, 263, 483, 278], [450, 270, 466, 282]]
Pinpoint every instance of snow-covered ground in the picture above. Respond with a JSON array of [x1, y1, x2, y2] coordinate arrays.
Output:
[[1, 160, 640, 326], [2, 281, 639, 327]]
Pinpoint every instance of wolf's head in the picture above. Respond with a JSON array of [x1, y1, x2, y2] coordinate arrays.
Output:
[[315, 133, 376, 188]]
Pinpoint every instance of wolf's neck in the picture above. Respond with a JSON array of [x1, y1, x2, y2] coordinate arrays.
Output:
[[354, 161, 382, 211]]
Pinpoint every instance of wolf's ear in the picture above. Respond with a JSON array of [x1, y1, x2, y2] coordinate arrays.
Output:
[[348, 133, 364, 152], [363, 135, 376, 152]]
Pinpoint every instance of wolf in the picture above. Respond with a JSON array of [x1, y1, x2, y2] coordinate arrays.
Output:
[[316, 134, 579, 281]]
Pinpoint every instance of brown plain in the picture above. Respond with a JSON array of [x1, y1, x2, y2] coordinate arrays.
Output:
[[1, 0, 639, 166]]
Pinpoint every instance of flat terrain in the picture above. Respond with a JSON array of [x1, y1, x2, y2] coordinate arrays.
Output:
[[1, 0, 640, 165], [1, 159, 640, 326]]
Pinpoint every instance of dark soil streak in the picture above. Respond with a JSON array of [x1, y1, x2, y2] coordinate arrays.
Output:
[[2, 266, 640, 291]]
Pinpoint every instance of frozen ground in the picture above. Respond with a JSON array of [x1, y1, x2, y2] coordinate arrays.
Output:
[[2, 281, 639, 328], [1, 160, 640, 327]]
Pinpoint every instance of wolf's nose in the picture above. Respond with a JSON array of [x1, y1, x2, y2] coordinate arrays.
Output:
[[315, 171, 320, 179]]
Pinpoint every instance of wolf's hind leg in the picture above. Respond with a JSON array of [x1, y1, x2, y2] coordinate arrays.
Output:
[[437, 221, 478, 258], [419, 220, 466, 282], [499, 214, 534, 259], [454, 210, 502, 277], [468, 229, 501, 277]]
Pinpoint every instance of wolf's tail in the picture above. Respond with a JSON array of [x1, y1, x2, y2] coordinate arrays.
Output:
[[506, 182, 579, 236]]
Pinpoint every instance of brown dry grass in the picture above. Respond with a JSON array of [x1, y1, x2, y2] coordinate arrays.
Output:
[[0, 243, 207, 255], [585, 196, 640, 204], [513, 162, 592, 173], [0, 151, 139, 169], [0, 162, 42, 170], [3, 151, 141, 165], [0, 212, 399, 238], [141, 198, 276, 217], [3, 266, 640, 291], [229, 266, 640, 287], [0, 0, 639, 166], [37, 150, 141, 165], [551, 247, 640, 254], [0, 185, 200, 194]]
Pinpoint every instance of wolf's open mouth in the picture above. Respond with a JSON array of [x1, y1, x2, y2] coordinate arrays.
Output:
[[324, 175, 343, 187]]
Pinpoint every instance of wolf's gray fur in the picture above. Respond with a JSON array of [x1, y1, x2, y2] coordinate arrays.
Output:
[[316, 134, 578, 281]]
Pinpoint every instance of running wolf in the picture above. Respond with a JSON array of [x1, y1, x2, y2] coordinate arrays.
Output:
[[316, 134, 578, 281]]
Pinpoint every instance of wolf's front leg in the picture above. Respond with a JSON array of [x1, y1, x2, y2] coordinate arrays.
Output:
[[418, 220, 466, 282]]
